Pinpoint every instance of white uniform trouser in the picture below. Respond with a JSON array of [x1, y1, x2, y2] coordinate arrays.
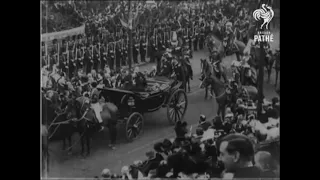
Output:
[[91, 103, 103, 123]]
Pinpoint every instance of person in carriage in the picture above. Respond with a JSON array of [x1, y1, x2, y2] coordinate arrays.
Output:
[[132, 66, 147, 91]]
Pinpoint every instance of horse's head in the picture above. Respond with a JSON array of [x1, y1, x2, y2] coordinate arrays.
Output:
[[65, 98, 80, 119], [71, 96, 91, 119], [199, 75, 211, 89]]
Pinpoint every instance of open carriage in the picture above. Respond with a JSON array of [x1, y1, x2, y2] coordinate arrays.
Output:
[[98, 76, 188, 141]]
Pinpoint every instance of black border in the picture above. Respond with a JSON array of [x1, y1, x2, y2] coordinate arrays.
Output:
[[10, 0, 316, 179], [8, 0, 41, 178]]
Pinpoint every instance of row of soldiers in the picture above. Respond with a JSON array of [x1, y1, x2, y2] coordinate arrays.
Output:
[[41, 21, 210, 79]]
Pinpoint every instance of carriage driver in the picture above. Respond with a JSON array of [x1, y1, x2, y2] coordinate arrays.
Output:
[[90, 82, 104, 132]]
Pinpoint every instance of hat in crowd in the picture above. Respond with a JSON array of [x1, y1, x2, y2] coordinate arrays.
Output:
[[146, 150, 156, 159], [263, 99, 271, 106], [134, 66, 140, 73], [225, 113, 234, 119], [272, 97, 279, 105], [199, 114, 206, 123], [121, 166, 129, 175], [195, 128, 204, 137], [133, 160, 143, 167], [226, 22, 232, 27], [153, 142, 164, 153], [162, 138, 172, 149], [101, 168, 112, 178], [91, 81, 98, 88], [236, 98, 243, 104]]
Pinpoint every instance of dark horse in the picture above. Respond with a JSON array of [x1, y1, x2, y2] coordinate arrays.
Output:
[[199, 65, 228, 120], [67, 96, 118, 156], [42, 91, 78, 152], [41, 90, 78, 174]]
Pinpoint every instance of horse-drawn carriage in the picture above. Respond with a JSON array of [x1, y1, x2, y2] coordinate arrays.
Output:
[[98, 76, 188, 141]]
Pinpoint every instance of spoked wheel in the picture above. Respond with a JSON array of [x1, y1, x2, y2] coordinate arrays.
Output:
[[167, 89, 188, 125], [125, 112, 144, 142]]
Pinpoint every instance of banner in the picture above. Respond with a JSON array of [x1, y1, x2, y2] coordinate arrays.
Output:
[[41, 24, 85, 42]]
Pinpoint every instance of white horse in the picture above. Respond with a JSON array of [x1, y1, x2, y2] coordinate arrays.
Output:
[[248, 119, 280, 141]]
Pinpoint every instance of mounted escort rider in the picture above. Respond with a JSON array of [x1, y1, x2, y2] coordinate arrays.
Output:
[[89, 81, 105, 132], [241, 52, 257, 86], [182, 44, 194, 80], [210, 46, 227, 83]]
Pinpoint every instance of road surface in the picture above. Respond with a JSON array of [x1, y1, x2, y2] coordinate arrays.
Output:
[[44, 34, 279, 179]]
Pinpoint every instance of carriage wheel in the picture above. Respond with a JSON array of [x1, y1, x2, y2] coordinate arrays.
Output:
[[125, 112, 144, 142], [167, 89, 188, 125]]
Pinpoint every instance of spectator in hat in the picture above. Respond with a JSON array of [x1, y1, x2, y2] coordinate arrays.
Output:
[[87, 73, 95, 84], [213, 116, 224, 130], [162, 138, 173, 156], [101, 168, 112, 179], [198, 114, 212, 131], [258, 99, 271, 123], [272, 97, 280, 117], [217, 134, 262, 178], [140, 150, 162, 176], [192, 127, 204, 144], [153, 142, 166, 161], [120, 166, 132, 179]]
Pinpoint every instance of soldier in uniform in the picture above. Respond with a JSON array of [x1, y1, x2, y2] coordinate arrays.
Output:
[[156, 28, 164, 72], [79, 35, 86, 69], [164, 24, 171, 49], [115, 37, 122, 70], [133, 32, 139, 64], [123, 34, 128, 67], [149, 32, 156, 63], [51, 39, 58, 64], [83, 35, 93, 74], [120, 37, 126, 67], [193, 21, 199, 51], [188, 23, 193, 53], [68, 49, 76, 79], [108, 40, 115, 71], [140, 31, 147, 63], [199, 22, 206, 50], [100, 41, 107, 72]]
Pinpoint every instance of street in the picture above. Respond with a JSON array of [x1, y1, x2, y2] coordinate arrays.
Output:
[[46, 43, 279, 178]]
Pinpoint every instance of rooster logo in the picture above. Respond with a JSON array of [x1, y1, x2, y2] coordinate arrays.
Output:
[[253, 4, 274, 30]]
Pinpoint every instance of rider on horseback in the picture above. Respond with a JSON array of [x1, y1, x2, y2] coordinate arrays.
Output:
[[211, 47, 224, 76], [90, 81, 104, 132], [182, 45, 193, 80]]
